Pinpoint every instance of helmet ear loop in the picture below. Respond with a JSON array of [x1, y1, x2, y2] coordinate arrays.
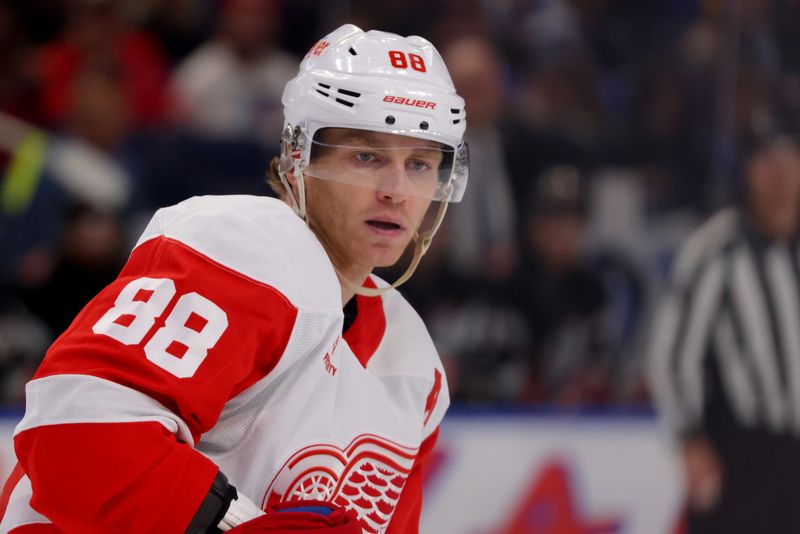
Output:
[[294, 161, 307, 221], [279, 162, 307, 221]]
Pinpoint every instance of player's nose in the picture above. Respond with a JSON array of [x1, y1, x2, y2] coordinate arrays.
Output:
[[375, 161, 411, 203]]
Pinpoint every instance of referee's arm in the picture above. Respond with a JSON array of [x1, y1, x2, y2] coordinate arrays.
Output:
[[649, 218, 732, 438], [647, 210, 736, 511]]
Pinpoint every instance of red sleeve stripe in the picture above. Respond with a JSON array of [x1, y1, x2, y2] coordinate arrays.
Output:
[[14, 421, 218, 532], [14, 375, 192, 444], [0, 473, 52, 532]]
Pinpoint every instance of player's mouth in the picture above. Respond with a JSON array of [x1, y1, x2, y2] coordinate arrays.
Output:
[[366, 218, 405, 237]]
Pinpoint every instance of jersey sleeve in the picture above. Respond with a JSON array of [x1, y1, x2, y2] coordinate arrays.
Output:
[[14, 227, 300, 531]]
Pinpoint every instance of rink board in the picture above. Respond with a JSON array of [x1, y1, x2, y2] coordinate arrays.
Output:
[[421, 409, 684, 534]]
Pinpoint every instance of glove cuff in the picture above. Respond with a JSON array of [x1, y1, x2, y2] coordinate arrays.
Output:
[[186, 470, 239, 534]]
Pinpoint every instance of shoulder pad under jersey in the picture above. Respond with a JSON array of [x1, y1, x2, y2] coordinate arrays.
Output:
[[135, 195, 341, 312]]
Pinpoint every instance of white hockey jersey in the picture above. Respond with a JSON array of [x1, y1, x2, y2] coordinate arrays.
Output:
[[0, 195, 449, 534]]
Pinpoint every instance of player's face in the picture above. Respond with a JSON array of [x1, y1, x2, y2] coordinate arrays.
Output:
[[302, 129, 438, 273]]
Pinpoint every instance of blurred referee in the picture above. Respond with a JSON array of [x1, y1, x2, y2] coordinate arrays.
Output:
[[649, 133, 800, 534]]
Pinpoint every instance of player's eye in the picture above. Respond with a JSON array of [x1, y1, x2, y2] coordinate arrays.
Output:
[[407, 159, 435, 174], [353, 152, 377, 164]]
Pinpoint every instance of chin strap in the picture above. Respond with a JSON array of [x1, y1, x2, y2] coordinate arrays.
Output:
[[280, 165, 307, 220], [337, 193, 450, 297]]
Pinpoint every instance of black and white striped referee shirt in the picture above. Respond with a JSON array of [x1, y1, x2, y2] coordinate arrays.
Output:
[[649, 208, 800, 438]]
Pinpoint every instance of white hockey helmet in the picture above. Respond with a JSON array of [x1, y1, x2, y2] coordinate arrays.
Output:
[[279, 24, 468, 209], [278, 24, 468, 296]]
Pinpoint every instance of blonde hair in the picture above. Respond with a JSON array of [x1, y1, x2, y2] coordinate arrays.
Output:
[[266, 156, 288, 199]]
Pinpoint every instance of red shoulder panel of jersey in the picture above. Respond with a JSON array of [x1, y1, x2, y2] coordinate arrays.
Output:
[[34, 235, 298, 440], [14, 421, 217, 532], [385, 428, 439, 534], [344, 277, 386, 368]]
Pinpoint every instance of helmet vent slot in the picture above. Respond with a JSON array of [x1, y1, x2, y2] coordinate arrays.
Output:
[[316, 89, 330, 97], [337, 88, 361, 98], [348, 47, 358, 56], [318, 83, 331, 89], [452, 119, 461, 125], [450, 108, 461, 114], [335, 98, 355, 108]]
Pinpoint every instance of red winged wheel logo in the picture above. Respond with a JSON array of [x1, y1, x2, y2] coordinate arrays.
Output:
[[262, 434, 419, 533]]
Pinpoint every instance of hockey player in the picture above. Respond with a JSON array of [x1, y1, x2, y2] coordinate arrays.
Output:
[[0, 24, 468, 533]]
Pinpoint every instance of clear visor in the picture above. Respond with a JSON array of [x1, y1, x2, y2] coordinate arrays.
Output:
[[282, 128, 469, 202]]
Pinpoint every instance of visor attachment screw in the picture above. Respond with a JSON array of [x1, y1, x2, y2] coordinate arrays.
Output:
[[385, 115, 396, 125], [420, 121, 429, 130]]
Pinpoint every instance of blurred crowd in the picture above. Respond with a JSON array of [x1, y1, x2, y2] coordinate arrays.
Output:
[[0, 0, 798, 407]]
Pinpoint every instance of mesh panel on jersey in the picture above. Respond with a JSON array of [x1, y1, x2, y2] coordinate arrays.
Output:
[[197, 369, 291, 455], [197, 310, 337, 455]]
